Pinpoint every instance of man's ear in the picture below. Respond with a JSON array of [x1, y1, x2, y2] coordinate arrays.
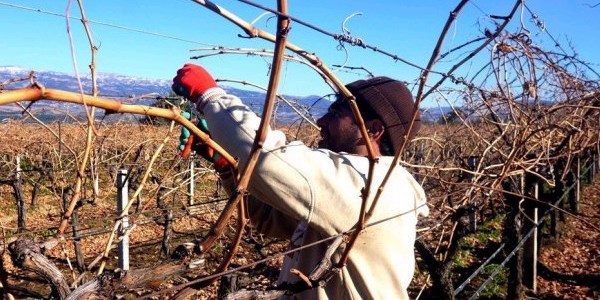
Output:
[[367, 119, 385, 142]]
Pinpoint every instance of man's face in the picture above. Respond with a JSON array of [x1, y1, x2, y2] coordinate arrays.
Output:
[[316, 100, 362, 153]]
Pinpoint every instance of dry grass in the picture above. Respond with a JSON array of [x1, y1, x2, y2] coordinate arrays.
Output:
[[0, 120, 290, 298]]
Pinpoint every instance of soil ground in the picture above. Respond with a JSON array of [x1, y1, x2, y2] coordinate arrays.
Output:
[[536, 176, 600, 299], [1, 123, 599, 299]]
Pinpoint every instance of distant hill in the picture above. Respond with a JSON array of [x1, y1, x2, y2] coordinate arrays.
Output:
[[0, 66, 332, 123], [0, 66, 448, 123]]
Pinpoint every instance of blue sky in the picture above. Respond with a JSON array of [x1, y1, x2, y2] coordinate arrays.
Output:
[[1, 0, 599, 107]]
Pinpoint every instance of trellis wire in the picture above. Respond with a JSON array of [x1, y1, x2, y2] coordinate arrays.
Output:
[[1, 0, 598, 297], [453, 243, 505, 296], [236, 0, 433, 73], [0, 1, 211, 46], [122, 200, 430, 295], [140, 202, 429, 299], [64, 197, 229, 240], [0, 195, 229, 244], [467, 157, 595, 299]]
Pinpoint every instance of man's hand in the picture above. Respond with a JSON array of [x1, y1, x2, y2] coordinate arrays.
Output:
[[178, 111, 195, 157], [172, 64, 217, 104], [193, 118, 230, 172], [178, 112, 229, 172]]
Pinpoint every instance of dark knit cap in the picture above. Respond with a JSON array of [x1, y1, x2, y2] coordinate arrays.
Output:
[[346, 76, 421, 155]]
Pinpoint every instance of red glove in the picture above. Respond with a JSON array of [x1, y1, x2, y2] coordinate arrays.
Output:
[[172, 64, 217, 104]]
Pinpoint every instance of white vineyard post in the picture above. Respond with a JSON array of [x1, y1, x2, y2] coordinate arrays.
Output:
[[522, 169, 539, 292], [523, 174, 540, 292], [15, 154, 21, 180], [116, 169, 130, 271]]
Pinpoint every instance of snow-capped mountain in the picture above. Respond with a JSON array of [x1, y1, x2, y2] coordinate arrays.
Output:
[[0, 66, 448, 123], [0, 66, 172, 98], [0, 66, 329, 123]]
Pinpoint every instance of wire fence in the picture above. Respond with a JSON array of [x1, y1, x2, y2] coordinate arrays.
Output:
[[1, 0, 599, 299], [454, 154, 598, 299]]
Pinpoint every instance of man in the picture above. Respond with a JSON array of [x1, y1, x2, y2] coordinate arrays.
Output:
[[173, 63, 428, 299]]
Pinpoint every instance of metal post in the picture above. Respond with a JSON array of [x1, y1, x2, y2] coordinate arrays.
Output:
[[466, 156, 479, 181], [532, 206, 538, 293], [92, 154, 99, 200], [596, 139, 600, 172], [116, 169, 130, 271], [467, 156, 479, 232], [505, 173, 525, 299], [597, 140, 600, 171], [15, 155, 26, 232], [590, 151, 595, 180], [523, 172, 538, 292], [591, 148, 597, 180], [584, 150, 596, 185], [189, 159, 195, 205], [468, 204, 477, 232], [575, 156, 580, 213]]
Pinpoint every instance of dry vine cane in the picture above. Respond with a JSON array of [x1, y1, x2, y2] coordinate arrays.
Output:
[[58, 0, 101, 245], [398, 0, 520, 276], [144, 0, 386, 296], [190, 47, 338, 92], [0, 0, 346, 296], [3, 0, 599, 298], [215, 78, 320, 130], [0, 87, 236, 171], [411, 12, 599, 298], [0, 85, 238, 296], [166, 1, 291, 298], [342, 0, 474, 267], [191, 0, 380, 274]]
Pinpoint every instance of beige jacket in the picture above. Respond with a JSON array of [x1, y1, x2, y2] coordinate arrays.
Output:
[[202, 88, 428, 299]]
